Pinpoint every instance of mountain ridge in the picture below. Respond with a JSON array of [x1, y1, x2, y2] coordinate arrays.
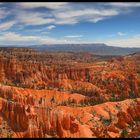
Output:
[[0, 43, 140, 56], [30, 43, 140, 56]]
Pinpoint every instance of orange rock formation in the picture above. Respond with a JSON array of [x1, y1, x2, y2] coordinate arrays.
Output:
[[0, 48, 140, 138]]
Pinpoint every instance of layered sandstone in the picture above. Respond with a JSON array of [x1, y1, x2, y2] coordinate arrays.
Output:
[[0, 48, 140, 138]]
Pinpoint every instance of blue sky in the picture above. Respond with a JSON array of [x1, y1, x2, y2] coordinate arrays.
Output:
[[0, 2, 140, 47]]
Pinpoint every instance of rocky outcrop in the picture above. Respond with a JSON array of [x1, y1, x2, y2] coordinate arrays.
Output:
[[1, 83, 140, 138], [0, 48, 139, 104], [0, 85, 87, 138], [0, 48, 140, 138]]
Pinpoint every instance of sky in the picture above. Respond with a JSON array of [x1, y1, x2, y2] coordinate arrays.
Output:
[[0, 2, 140, 47]]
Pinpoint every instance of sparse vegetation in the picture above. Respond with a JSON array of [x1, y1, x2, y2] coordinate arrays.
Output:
[[0, 47, 140, 138]]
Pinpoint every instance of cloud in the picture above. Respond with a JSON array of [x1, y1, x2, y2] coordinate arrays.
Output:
[[64, 35, 83, 38], [0, 32, 89, 45], [16, 11, 55, 25], [0, 2, 140, 47], [107, 2, 140, 7], [0, 2, 138, 27], [14, 3, 122, 26], [55, 9, 119, 19], [47, 25, 56, 30], [55, 18, 78, 25], [1, 31, 140, 48], [117, 32, 127, 36], [18, 2, 68, 9], [0, 32, 74, 44], [0, 32, 38, 41], [104, 34, 140, 48], [0, 21, 16, 31], [0, 8, 10, 20], [53, 8, 120, 24]]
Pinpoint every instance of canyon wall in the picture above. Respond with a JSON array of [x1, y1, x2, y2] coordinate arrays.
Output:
[[0, 48, 140, 138]]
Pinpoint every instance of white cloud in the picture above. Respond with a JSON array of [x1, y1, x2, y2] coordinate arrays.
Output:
[[54, 8, 120, 24], [64, 35, 83, 38], [104, 34, 140, 48], [18, 2, 68, 9], [0, 21, 16, 31], [0, 9, 10, 19], [47, 25, 55, 30], [0, 32, 38, 41], [0, 32, 73, 44], [117, 32, 127, 36], [0, 3, 140, 48], [107, 2, 140, 7], [0, 2, 138, 27], [55, 9, 119, 19], [0, 32, 90, 45], [1, 31, 140, 48], [14, 3, 121, 26], [16, 11, 55, 25]]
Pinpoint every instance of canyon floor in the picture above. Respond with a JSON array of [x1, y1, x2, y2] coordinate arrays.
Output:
[[0, 47, 140, 138]]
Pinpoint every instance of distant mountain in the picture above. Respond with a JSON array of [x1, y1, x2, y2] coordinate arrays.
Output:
[[30, 44, 140, 56], [0, 43, 140, 56]]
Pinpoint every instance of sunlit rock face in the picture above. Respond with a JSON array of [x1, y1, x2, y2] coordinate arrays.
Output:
[[0, 48, 140, 138]]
